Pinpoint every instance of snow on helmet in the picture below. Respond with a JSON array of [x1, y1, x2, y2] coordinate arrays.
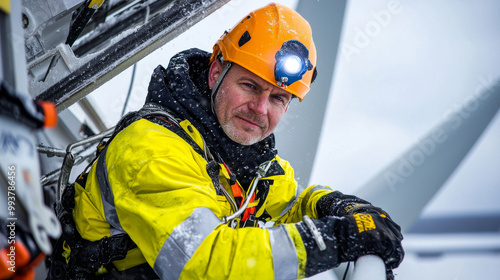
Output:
[[210, 3, 317, 101]]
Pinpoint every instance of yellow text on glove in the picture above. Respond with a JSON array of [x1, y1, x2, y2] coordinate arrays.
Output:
[[353, 213, 376, 233]]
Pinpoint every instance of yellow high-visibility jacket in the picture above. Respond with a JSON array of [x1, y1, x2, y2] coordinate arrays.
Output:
[[73, 117, 334, 280]]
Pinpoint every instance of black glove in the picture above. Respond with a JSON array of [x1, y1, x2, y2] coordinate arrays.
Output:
[[336, 212, 404, 270], [295, 213, 404, 278], [316, 190, 378, 218]]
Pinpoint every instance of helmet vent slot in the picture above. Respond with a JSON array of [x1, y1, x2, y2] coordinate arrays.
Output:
[[238, 31, 251, 47]]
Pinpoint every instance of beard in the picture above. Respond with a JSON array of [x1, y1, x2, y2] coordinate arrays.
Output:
[[219, 110, 268, 145], [220, 119, 263, 145]]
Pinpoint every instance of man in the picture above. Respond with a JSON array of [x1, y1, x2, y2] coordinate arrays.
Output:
[[47, 3, 403, 280]]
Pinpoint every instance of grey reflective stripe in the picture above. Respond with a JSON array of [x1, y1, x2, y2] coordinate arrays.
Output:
[[268, 225, 299, 280], [300, 185, 331, 216], [279, 188, 298, 216], [96, 145, 125, 236], [311, 185, 331, 193], [154, 207, 220, 280]]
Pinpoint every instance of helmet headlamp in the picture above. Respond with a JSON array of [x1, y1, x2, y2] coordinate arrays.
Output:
[[274, 40, 313, 88]]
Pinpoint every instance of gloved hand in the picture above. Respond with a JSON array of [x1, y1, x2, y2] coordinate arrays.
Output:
[[316, 190, 382, 218], [295, 212, 404, 278], [336, 212, 404, 271]]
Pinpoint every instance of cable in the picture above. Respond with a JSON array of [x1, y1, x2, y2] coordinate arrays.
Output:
[[342, 262, 351, 280], [121, 63, 137, 117], [120, 2, 147, 118]]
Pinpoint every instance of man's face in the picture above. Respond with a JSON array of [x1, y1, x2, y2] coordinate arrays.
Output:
[[209, 61, 292, 145]]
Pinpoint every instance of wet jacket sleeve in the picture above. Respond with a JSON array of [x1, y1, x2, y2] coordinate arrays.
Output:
[[273, 184, 335, 226]]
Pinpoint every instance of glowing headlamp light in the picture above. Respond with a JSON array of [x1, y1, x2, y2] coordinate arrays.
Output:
[[275, 40, 313, 88]]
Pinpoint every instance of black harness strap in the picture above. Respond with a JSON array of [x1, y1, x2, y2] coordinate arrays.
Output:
[[47, 181, 138, 280]]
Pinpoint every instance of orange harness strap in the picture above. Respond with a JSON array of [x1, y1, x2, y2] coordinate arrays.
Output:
[[224, 163, 256, 222]]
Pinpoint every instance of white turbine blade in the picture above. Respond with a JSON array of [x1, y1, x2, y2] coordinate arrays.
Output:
[[352, 255, 386, 280], [403, 233, 500, 255], [355, 78, 500, 231]]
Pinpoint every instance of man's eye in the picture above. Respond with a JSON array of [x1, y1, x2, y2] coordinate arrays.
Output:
[[273, 95, 285, 104], [243, 83, 256, 90]]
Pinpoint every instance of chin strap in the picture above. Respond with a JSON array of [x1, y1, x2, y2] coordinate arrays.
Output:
[[210, 61, 233, 113]]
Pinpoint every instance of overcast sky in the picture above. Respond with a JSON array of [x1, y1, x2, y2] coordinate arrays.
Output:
[[309, 0, 500, 217]]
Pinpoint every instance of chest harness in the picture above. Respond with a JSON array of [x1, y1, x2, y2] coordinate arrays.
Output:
[[46, 104, 275, 279]]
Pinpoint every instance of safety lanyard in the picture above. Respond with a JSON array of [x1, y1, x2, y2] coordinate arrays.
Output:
[[222, 162, 256, 222]]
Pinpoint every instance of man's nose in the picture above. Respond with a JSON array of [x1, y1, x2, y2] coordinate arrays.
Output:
[[248, 94, 268, 115]]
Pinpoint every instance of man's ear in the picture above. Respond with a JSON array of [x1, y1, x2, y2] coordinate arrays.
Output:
[[208, 60, 223, 89]]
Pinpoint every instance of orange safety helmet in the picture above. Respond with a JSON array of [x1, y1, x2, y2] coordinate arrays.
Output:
[[210, 3, 317, 101]]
